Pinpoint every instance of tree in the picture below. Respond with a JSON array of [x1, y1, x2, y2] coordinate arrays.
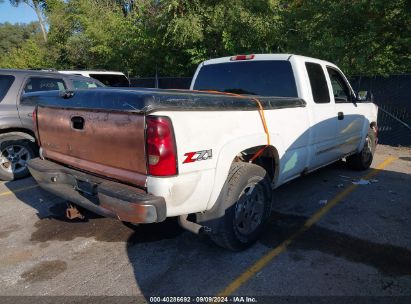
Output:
[[0, 22, 46, 68], [0, 22, 40, 55], [282, 0, 411, 76], [9, 0, 48, 42], [0, 37, 50, 69], [45, 0, 144, 73], [1, 0, 410, 76], [147, 0, 285, 75]]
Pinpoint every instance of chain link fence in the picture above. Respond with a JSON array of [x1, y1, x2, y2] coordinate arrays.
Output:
[[131, 74, 410, 147]]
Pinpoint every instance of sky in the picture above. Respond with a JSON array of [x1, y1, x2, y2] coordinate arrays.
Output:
[[0, 1, 38, 24]]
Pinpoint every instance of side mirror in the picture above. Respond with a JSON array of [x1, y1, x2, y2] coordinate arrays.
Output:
[[355, 90, 373, 102]]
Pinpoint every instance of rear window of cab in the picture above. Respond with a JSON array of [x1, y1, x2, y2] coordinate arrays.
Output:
[[193, 60, 298, 97]]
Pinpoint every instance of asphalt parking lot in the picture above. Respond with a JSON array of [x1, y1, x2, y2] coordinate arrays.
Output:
[[0, 145, 410, 302]]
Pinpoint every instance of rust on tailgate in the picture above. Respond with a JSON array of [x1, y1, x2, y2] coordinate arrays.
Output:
[[38, 107, 147, 187]]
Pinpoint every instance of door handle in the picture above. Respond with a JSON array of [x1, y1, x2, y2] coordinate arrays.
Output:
[[338, 112, 344, 120]]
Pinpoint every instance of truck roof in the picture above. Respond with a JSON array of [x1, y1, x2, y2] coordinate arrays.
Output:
[[201, 53, 337, 67]]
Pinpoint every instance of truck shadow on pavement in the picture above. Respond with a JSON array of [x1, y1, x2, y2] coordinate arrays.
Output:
[[31, 203, 184, 244], [4, 179, 184, 244], [126, 165, 411, 296], [30, 206, 184, 244], [260, 211, 411, 277], [4, 156, 411, 296]]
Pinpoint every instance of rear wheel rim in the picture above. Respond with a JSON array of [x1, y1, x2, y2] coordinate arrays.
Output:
[[234, 182, 265, 236], [0, 144, 31, 175]]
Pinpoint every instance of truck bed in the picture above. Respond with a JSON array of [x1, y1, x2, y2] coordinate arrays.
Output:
[[28, 88, 305, 188]]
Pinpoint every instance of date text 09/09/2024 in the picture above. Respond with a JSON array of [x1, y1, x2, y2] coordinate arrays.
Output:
[[149, 296, 257, 303]]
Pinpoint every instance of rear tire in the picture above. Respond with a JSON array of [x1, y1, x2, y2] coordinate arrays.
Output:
[[0, 133, 37, 181], [209, 163, 272, 251], [346, 129, 376, 171]]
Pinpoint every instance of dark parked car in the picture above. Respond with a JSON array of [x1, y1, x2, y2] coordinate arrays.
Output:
[[0, 69, 104, 181]]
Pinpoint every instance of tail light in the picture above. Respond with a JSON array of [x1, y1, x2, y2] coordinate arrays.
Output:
[[32, 108, 41, 145], [230, 54, 255, 61], [146, 116, 177, 176]]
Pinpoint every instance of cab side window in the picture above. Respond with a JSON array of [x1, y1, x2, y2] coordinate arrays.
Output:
[[72, 80, 100, 89], [305, 62, 330, 104], [327, 67, 352, 103], [23, 77, 66, 94]]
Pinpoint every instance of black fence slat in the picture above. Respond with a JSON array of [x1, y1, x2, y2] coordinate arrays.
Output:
[[130, 77, 192, 90], [351, 74, 411, 147], [130, 74, 410, 146]]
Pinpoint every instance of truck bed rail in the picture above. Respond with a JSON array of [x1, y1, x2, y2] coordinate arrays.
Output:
[[22, 88, 306, 114]]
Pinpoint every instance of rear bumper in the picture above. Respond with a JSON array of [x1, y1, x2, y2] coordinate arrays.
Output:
[[27, 158, 166, 223]]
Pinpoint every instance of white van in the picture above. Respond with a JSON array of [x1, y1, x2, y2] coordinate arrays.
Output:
[[59, 70, 130, 87]]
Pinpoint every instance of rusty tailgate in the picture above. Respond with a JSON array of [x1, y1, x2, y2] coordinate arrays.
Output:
[[37, 107, 147, 187]]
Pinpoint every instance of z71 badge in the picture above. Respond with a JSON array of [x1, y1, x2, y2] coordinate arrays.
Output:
[[183, 149, 212, 164]]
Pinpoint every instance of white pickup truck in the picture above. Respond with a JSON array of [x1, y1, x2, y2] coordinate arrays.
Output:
[[27, 54, 378, 250]]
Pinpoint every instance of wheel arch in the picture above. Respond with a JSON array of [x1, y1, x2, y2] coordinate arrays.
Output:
[[0, 128, 38, 181], [357, 117, 378, 153], [0, 128, 37, 143], [205, 134, 283, 212]]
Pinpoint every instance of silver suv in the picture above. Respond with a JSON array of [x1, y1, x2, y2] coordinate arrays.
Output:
[[0, 69, 104, 181]]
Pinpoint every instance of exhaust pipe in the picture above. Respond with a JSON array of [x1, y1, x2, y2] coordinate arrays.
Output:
[[178, 215, 210, 234]]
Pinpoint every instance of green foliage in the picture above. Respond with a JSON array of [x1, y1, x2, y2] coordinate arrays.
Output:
[[0, 22, 40, 55], [0, 37, 50, 69], [46, 0, 140, 72], [283, 0, 411, 76], [0, 22, 49, 69], [0, 0, 410, 76], [9, 1, 49, 42], [131, 0, 285, 75]]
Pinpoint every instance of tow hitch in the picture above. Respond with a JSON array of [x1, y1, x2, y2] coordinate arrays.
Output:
[[66, 203, 85, 220]]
